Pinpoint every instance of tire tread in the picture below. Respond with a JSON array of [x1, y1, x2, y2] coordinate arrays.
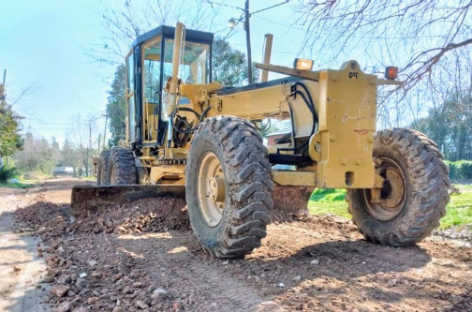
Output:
[[189, 116, 273, 258], [347, 128, 450, 247]]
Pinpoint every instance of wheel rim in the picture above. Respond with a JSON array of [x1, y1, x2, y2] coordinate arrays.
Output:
[[364, 157, 406, 221], [197, 152, 226, 227]]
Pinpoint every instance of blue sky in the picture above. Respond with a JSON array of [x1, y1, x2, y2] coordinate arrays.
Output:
[[0, 0, 112, 145], [0, 0, 318, 146]]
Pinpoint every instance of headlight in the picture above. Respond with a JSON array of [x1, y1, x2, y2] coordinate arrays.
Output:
[[293, 58, 314, 71]]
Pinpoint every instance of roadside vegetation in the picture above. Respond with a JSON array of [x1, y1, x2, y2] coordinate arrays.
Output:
[[0, 166, 36, 189], [309, 185, 472, 231], [0, 181, 36, 189]]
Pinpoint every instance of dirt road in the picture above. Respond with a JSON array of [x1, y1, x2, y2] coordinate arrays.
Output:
[[0, 186, 48, 311], [4, 179, 472, 311]]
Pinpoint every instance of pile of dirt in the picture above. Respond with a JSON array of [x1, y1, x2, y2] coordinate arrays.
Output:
[[15, 194, 189, 239], [36, 232, 184, 312], [73, 196, 189, 234], [13, 192, 192, 311]]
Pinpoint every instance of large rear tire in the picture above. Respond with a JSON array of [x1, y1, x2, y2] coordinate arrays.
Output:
[[97, 150, 111, 186], [347, 128, 450, 246], [186, 116, 274, 258], [107, 147, 137, 185]]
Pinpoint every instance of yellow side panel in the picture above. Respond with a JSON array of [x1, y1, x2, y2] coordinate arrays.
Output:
[[316, 61, 376, 188], [206, 81, 318, 138]]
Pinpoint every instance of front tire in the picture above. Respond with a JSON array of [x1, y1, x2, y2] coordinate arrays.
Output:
[[97, 150, 111, 186], [347, 129, 450, 246], [107, 147, 137, 185], [186, 117, 274, 258]]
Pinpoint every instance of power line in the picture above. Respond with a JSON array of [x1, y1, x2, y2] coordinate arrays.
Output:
[[250, 0, 289, 15], [204, 0, 290, 84], [204, 0, 289, 15]]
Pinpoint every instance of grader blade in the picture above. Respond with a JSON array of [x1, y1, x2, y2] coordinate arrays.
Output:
[[70, 185, 186, 216]]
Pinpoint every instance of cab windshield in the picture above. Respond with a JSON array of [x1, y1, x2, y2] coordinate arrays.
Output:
[[163, 39, 210, 84], [143, 37, 210, 104]]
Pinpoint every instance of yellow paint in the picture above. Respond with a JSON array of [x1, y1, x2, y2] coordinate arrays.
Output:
[[150, 164, 185, 184], [136, 60, 380, 190], [314, 61, 376, 188], [272, 170, 317, 187]]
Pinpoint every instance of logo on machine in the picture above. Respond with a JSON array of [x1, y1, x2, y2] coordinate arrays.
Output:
[[349, 72, 359, 79]]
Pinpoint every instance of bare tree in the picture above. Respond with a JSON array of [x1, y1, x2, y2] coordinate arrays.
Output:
[[67, 115, 99, 177], [13, 133, 57, 174], [89, 0, 221, 66], [297, 0, 472, 92]]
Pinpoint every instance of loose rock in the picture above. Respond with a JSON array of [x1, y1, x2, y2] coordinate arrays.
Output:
[[57, 301, 72, 312], [50, 285, 70, 298]]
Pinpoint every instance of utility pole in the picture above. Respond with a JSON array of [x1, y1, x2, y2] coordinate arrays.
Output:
[[244, 0, 253, 84], [210, 0, 289, 85], [221, 0, 288, 84]]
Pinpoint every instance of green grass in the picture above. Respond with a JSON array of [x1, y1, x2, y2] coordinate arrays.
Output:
[[308, 189, 350, 219], [82, 176, 97, 181], [308, 186, 472, 231], [440, 185, 472, 229], [0, 182, 36, 189]]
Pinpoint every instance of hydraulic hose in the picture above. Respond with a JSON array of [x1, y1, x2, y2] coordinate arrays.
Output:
[[171, 105, 211, 135], [278, 82, 318, 153]]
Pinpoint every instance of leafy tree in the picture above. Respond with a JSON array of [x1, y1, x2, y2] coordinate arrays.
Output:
[[213, 39, 259, 87], [107, 65, 127, 146], [0, 166, 16, 183], [413, 94, 472, 161], [60, 139, 79, 169], [14, 134, 88, 176], [0, 84, 22, 158], [50, 137, 61, 166], [13, 133, 55, 173], [37, 138, 54, 173]]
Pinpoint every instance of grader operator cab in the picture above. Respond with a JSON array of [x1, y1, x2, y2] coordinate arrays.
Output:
[[72, 23, 450, 258]]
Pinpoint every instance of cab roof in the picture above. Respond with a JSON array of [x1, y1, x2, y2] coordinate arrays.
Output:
[[132, 25, 214, 47]]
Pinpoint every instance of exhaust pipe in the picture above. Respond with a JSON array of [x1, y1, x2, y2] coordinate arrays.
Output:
[[261, 34, 273, 82], [169, 22, 185, 95], [165, 22, 185, 147]]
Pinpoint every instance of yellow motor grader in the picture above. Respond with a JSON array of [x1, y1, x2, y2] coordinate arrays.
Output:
[[72, 23, 450, 258]]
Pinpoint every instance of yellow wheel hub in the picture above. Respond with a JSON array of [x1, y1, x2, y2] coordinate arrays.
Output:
[[208, 177, 226, 203], [365, 157, 406, 221], [197, 152, 226, 227]]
